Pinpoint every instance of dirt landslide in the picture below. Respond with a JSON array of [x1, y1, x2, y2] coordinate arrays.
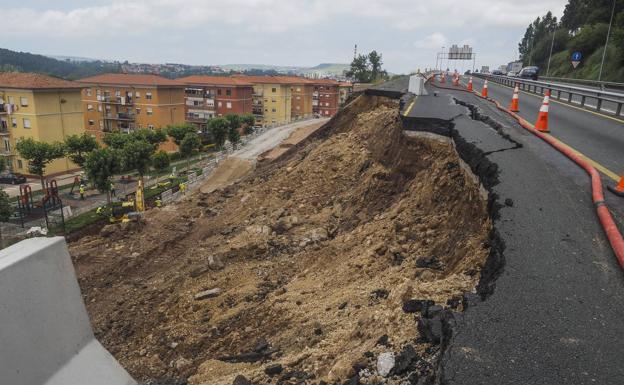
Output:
[[71, 95, 491, 385]]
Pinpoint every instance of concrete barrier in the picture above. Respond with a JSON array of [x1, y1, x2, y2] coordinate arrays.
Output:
[[0, 237, 136, 385]]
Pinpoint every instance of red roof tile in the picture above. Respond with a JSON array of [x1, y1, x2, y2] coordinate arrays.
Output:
[[0, 72, 83, 90], [77, 73, 184, 87], [177, 76, 253, 86], [232, 75, 314, 85]]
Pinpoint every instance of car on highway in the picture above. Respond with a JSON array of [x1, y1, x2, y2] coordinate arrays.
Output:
[[0, 172, 27, 185], [492, 69, 504, 76], [507, 71, 518, 77], [518, 66, 539, 80]]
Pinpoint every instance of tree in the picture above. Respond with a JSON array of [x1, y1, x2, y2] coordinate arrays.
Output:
[[132, 129, 168, 149], [228, 125, 241, 146], [368, 51, 385, 81], [208, 117, 229, 148], [179, 132, 201, 171], [152, 150, 171, 174], [241, 114, 256, 134], [15, 138, 65, 189], [346, 54, 371, 83], [0, 188, 12, 248], [103, 132, 131, 149], [121, 140, 154, 181], [64, 133, 99, 168], [225, 114, 241, 131], [84, 148, 120, 203], [0, 156, 7, 174], [166, 124, 197, 146]]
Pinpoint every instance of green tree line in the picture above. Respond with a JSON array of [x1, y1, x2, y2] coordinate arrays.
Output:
[[518, 0, 624, 81]]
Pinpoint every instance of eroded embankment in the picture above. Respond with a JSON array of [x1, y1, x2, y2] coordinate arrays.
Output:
[[71, 95, 492, 385]]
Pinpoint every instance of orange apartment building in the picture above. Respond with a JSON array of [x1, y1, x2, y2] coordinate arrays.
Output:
[[177, 76, 254, 132], [77, 74, 185, 150], [281, 76, 315, 120]]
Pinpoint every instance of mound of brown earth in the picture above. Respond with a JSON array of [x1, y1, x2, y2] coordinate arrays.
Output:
[[71, 95, 491, 385]]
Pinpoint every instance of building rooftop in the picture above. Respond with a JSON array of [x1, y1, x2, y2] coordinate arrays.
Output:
[[178, 76, 253, 86], [77, 73, 185, 87], [232, 75, 316, 85], [0, 72, 84, 90]]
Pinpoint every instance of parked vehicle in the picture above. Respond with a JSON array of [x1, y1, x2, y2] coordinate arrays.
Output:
[[518, 66, 539, 80], [0, 172, 27, 185]]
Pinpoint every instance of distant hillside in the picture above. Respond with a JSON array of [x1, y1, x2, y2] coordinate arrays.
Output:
[[310, 63, 350, 73], [222, 62, 349, 76], [0, 48, 121, 79]]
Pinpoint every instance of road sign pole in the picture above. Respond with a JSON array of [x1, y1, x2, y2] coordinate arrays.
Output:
[[546, 28, 556, 76], [598, 0, 616, 83]]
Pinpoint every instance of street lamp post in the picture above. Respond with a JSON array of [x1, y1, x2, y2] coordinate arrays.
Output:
[[546, 27, 556, 76], [598, 0, 617, 83]]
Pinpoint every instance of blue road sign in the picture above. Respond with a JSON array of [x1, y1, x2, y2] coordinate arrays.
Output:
[[572, 52, 582, 61]]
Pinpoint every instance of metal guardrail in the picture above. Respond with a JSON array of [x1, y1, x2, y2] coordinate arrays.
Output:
[[474, 74, 624, 117], [539, 76, 624, 91]]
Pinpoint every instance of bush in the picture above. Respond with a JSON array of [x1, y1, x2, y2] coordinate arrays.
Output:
[[152, 150, 170, 173]]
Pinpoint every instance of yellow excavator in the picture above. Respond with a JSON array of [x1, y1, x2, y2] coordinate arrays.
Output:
[[109, 180, 145, 223]]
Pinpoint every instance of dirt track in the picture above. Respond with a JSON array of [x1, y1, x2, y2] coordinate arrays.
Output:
[[70, 95, 491, 385]]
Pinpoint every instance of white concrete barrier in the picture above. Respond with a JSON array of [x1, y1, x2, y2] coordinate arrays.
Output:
[[0, 237, 136, 385]]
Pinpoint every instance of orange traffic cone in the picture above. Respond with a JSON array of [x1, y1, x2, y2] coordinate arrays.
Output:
[[608, 175, 624, 197], [509, 84, 520, 112], [467, 77, 473, 91], [481, 79, 488, 98], [534, 90, 550, 133], [452, 75, 459, 86]]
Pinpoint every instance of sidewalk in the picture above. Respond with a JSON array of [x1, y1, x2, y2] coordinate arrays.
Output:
[[407, 86, 624, 384]]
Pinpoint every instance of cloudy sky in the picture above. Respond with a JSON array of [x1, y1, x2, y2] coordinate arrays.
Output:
[[0, 0, 568, 73]]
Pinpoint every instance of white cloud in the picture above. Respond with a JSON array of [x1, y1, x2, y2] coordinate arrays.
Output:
[[414, 33, 447, 49]]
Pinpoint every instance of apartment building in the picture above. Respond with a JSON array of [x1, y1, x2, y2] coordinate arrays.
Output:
[[313, 79, 341, 117], [338, 82, 354, 106], [281, 76, 315, 121], [232, 75, 295, 126], [177, 76, 254, 131], [77, 74, 185, 149], [0, 73, 85, 176]]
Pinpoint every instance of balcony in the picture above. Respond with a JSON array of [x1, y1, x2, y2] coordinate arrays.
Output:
[[104, 112, 135, 121], [0, 104, 5, 114], [99, 95, 134, 105], [186, 116, 207, 123], [253, 92, 264, 97]]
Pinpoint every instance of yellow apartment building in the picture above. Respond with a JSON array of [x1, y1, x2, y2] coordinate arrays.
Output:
[[0, 72, 85, 177], [233, 75, 294, 126], [77, 73, 185, 151]]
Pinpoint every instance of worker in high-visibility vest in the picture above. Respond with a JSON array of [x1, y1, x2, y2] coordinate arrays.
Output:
[[179, 182, 187, 195], [155, 197, 162, 208], [110, 182, 116, 197], [96, 206, 104, 215], [79, 184, 85, 200]]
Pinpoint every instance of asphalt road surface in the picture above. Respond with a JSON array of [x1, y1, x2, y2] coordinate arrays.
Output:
[[402, 84, 624, 384], [466, 76, 624, 182]]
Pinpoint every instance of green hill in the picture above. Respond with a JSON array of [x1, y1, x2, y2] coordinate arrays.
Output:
[[518, 0, 623, 82], [0, 48, 120, 79]]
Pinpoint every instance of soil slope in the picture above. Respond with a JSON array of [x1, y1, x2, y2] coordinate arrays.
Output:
[[71, 95, 491, 385]]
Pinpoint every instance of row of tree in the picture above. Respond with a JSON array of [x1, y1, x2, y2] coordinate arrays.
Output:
[[518, 1, 623, 80], [14, 113, 256, 202]]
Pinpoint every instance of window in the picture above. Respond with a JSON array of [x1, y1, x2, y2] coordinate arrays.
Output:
[[218, 101, 222, 108], [272, 88, 277, 93], [136, 108, 141, 115], [4, 139, 10, 152], [271, 98, 276, 103], [296, 87, 301, 92], [272, 108, 276, 112], [226, 102, 232, 109], [226, 89, 231, 96], [87, 104, 94, 111], [88, 119, 95, 126], [86, 88, 92, 96], [22, 118, 31, 128], [17, 160, 22, 169], [296, 106, 300, 110], [135, 91, 141, 98], [8, 96, 14, 105], [146, 107, 153, 116], [325, 110, 329, 115], [99, 120, 104, 129], [11, 118, 17, 128], [96, 89, 101, 96], [98, 105, 102, 112], [115, 90, 121, 97], [296, 96, 300, 100], [217, 89, 222, 96], [146, 92, 153, 100], [148, 124, 154, 129]]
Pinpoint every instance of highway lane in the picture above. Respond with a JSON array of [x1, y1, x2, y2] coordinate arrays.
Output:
[[465, 75, 624, 181], [482, 76, 623, 115]]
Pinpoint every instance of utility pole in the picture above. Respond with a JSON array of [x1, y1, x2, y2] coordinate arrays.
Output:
[[598, 0, 616, 83], [546, 27, 556, 76], [353, 44, 357, 60]]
